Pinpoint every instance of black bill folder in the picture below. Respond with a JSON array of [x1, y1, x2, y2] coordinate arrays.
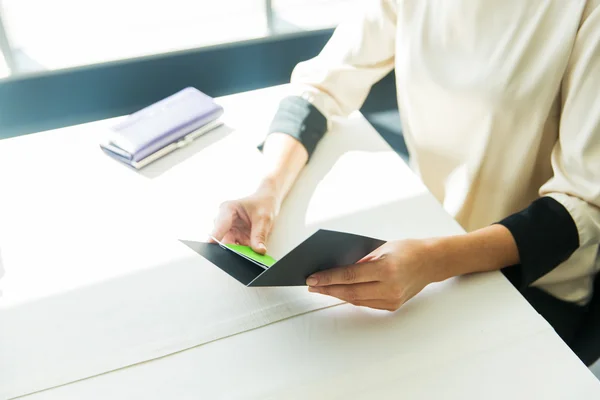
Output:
[[181, 229, 385, 286]]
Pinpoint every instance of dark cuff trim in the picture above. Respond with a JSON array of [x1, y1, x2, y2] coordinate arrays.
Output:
[[499, 196, 579, 290], [258, 96, 327, 159]]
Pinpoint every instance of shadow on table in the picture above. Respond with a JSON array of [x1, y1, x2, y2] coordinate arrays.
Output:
[[0, 247, 4, 298], [309, 192, 449, 239], [267, 134, 436, 256], [265, 136, 413, 255], [137, 124, 235, 179]]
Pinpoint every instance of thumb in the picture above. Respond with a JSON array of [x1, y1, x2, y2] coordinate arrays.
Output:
[[250, 215, 271, 255]]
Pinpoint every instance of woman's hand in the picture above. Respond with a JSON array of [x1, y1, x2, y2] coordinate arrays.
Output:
[[210, 132, 310, 254], [305, 239, 443, 311], [305, 225, 520, 311], [210, 186, 280, 255]]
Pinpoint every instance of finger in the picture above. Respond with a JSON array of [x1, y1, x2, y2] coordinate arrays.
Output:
[[350, 299, 401, 312], [357, 244, 386, 263], [306, 261, 382, 287], [222, 228, 251, 246], [250, 214, 272, 254], [210, 203, 236, 241], [308, 282, 385, 302], [357, 253, 378, 264]]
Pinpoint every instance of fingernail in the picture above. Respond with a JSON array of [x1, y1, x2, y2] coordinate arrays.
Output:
[[306, 276, 319, 286], [308, 287, 320, 293], [256, 243, 267, 253]]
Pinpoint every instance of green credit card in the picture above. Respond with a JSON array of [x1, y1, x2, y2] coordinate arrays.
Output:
[[224, 244, 277, 267]]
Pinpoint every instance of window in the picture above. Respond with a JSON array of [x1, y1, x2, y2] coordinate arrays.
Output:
[[0, 0, 360, 79], [272, 0, 362, 32]]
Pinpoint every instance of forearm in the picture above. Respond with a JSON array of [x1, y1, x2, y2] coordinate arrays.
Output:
[[258, 133, 308, 206], [424, 195, 583, 292], [428, 225, 520, 282]]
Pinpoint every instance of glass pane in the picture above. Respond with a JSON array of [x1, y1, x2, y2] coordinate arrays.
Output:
[[0, 0, 359, 80], [0, 54, 8, 79], [1, 0, 267, 75], [272, 0, 363, 32]]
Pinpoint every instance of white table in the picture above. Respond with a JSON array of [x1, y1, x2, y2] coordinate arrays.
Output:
[[1, 86, 599, 399]]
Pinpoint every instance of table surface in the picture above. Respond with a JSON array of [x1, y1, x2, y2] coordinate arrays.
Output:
[[1, 86, 599, 400]]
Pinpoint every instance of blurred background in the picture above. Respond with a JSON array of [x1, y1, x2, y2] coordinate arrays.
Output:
[[0, 0, 360, 79], [0, 0, 404, 157]]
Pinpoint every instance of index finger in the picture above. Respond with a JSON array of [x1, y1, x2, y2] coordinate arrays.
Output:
[[210, 208, 235, 242], [306, 261, 382, 287]]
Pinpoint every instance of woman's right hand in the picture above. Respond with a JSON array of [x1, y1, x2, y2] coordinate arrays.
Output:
[[210, 132, 310, 254], [210, 187, 280, 255]]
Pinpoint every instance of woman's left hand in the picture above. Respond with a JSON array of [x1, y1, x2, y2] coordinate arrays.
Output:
[[305, 239, 442, 311]]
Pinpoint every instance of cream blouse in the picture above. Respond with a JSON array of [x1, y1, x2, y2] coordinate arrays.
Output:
[[285, 0, 600, 304]]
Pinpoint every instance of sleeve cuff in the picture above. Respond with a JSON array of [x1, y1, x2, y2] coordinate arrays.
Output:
[[258, 96, 327, 159], [498, 196, 580, 290]]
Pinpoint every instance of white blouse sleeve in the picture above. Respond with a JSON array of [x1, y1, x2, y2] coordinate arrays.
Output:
[[288, 0, 398, 119], [538, 2, 600, 297]]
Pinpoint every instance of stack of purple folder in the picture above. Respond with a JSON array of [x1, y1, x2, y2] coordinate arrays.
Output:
[[101, 87, 224, 169]]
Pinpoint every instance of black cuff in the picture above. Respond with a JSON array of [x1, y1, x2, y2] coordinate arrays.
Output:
[[499, 197, 579, 290], [258, 96, 327, 159]]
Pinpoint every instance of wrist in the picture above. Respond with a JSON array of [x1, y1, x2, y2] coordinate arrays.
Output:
[[420, 237, 459, 283], [257, 176, 285, 207], [425, 225, 520, 282]]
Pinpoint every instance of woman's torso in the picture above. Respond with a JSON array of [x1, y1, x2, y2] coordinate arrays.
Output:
[[392, 0, 595, 301]]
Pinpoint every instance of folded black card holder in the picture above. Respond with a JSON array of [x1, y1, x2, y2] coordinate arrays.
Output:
[[181, 229, 385, 287]]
